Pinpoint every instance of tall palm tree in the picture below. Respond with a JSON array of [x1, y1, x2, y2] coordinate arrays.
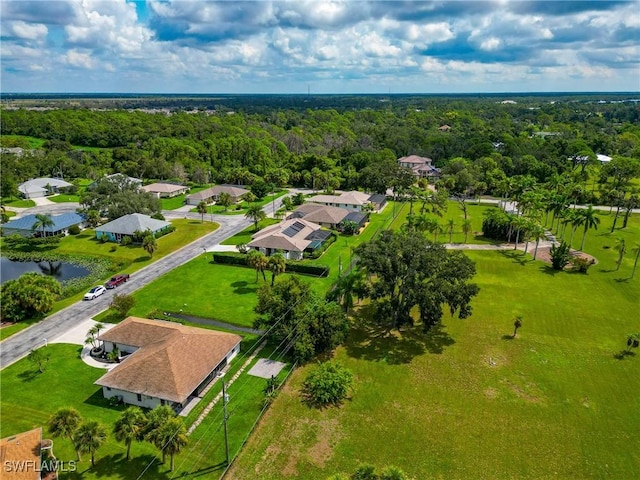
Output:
[[245, 204, 266, 231], [32, 213, 54, 237], [196, 201, 207, 223], [268, 252, 286, 286], [578, 205, 600, 251], [142, 233, 158, 257], [614, 238, 627, 271], [246, 249, 268, 282], [447, 218, 455, 243], [48, 408, 82, 460], [327, 269, 362, 314], [75, 421, 107, 466], [462, 219, 472, 243], [530, 223, 546, 260], [568, 210, 583, 248], [630, 242, 640, 279], [114, 407, 147, 460], [153, 417, 188, 471]]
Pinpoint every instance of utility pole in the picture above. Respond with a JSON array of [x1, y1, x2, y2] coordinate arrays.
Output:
[[222, 381, 230, 465]]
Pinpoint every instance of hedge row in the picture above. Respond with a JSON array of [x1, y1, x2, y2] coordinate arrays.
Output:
[[212, 252, 329, 277]]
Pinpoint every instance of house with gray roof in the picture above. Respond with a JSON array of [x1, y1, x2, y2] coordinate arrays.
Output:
[[307, 190, 386, 213], [18, 177, 73, 199], [247, 218, 332, 260], [1, 212, 85, 237], [186, 185, 249, 205], [95, 213, 171, 242]]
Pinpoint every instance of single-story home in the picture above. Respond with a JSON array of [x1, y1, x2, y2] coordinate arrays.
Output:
[[185, 184, 250, 206], [0, 427, 51, 480], [94, 213, 171, 242], [18, 177, 73, 199], [248, 218, 333, 260], [1, 212, 85, 237], [141, 182, 188, 198], [288, 204, 367, 231], [398, 155, 441, 180], [95, 317, 241, 411], [89, 173, 143, 189], [307, 191, 386, 213]]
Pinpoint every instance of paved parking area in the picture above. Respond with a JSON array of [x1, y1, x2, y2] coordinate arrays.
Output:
[[247, 358, 286, 379]]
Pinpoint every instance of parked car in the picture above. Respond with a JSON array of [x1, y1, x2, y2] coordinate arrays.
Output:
[[106, 274, 130, 289], [84, 285, 106, 300]]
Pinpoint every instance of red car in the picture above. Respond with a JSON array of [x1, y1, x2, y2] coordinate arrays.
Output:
[[105, 274, 130, 289]]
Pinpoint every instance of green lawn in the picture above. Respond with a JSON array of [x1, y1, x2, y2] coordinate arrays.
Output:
[[0, 338, 292, 480], [1, 197, 36, 208], [48, 194, 81, 203], [219, 218, 281, 246], [192, 190, 288, 216], [160, 186, 212, 210], [227, 242, 640, 480]]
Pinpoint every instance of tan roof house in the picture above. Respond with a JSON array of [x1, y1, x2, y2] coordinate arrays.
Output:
[[185, 185, 250, 205], [0, 428, 51, 480], [95, 317, 241, 412], [307, 191, 386, 212], [288, 204, 368, 231], [247, 218, 332, 260], [141, 183, 188, 198], [398, 155, 441, 180]]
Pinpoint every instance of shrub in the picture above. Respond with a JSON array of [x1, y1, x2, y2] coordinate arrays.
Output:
[[550, 242, 571, 270], [151, 212, 165, 221], [120, 236, 132, 246], [110, 293, 136, 317], [109, 245, 117, 252], [301, 361, 353, 407], [68, 224, 81, 235], [99, 233, 109, 244], [570, 256, 595, 273], [212, 252, 330, 277], [235, 204, 243, 211]]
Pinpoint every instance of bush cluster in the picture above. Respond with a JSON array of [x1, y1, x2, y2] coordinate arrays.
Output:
[[212, 252, 329, 277]]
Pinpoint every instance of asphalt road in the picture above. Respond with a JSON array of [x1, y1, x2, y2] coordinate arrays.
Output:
[[0, 194, 290, 369]]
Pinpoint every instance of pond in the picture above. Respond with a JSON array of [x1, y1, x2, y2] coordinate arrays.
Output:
[[0, 257, 91, 284]]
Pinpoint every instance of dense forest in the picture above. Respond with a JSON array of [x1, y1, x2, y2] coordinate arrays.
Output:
[[1, 94, 639, 203]]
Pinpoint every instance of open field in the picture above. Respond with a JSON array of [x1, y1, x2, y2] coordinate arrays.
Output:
[[227, 242, 640, 480], [0, 336, 292, 480]]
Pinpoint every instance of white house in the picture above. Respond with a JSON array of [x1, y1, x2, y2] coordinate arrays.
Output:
[[95, 317, 241, 411], [18, 177, 73, 199], [307, 191, 386, 212]]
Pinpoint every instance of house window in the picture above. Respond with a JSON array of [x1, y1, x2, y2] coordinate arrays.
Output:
[[137, 394, 142, 402], [106, 387, 111, 391], [161, 399, 166, 406]]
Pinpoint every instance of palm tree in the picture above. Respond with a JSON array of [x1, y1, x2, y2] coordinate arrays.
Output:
[[578, 205, 600, 251], [268, 252, 286, 286], [196, 201, 207, 223], [142, 233, 157, 257], [75, 421, 107, 466], [513, 316, 523, 337], [245, 204, 266, 231], [114, 407, 147, 460], [447, 219, 455, 243], [327, 269, 364, 314], [631, 243, 640, 279], [530, 223, 546, 260], [218, 192, 233, 212], [462, 219, 472, 243], [157, 417, 188, 472], [568, 210, 583, 248], [32, 213, 54, 237], [48, 408, 82, 460], [246, 249, 268, 282], [614, 238, 627, 271]]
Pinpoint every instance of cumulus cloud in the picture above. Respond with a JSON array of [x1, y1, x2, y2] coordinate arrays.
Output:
[[0, 0, 637, 93]]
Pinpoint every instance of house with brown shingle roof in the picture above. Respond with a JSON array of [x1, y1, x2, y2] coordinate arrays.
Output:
[[185, 185, 249, 205], [0, 428, 51, 480], [247, 218, 332, 260], [95, 317, 241, 411], [141, 182, 188, 198], [288, 204, 367, 231]]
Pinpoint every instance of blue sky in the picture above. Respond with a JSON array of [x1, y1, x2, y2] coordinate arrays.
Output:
[[1, 0, 638, 94]]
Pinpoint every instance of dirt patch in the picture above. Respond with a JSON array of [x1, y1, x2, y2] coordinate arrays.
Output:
[[484, 387, 499, 399], [308, 418, 342, 468], [503, 379, 544, 404]]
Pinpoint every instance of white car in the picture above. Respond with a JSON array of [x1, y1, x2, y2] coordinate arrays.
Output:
[[84, 285, 106, 300]]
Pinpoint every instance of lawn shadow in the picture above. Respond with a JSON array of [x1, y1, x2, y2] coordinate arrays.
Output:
[[66, 453, 170, 480], [539, 265, 561, 276], [344, 305, 455, 364], [133, 256, 151, 263], [83, 389, 126, 412], [75, 233, 91, 239], [499, 250, 528, 266], [17, 368, 41, 382], [173, 461, 227, 478], [501, 334, 515, 340], [231, 280, 257, 295], [613, 350, 636, 360], [614, 277, 631, 283]]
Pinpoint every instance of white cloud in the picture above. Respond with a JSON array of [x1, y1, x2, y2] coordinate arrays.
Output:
[[8, 21, 48, 40], [65, 49, 95, 69], [480, 37, 501, 51]]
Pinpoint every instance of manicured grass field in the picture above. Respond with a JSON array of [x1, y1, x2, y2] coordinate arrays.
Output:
[[48, 194, 81, 203], [227, 243, 640, 480], [1, 197, 36, 208], [192, 190, 288, 216]]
